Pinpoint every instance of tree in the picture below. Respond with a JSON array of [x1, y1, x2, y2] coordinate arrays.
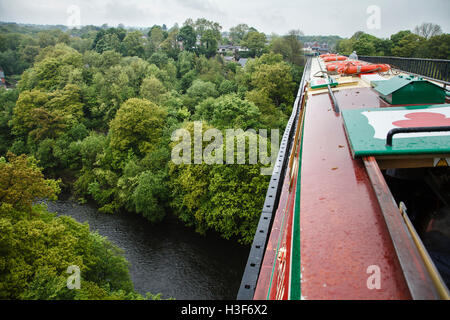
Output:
[[178, 25, 196, 52], [149, 51, 169, 69], [195, 94, 261, 130], [194, 18, 222, 42], [0, 88, 19, 155], [12, 84, 84, 146], [140, 76, 167, 104], [109, 98, 167, 157], [92, 28, 126, 53], [177, 51, 195, 76], [148, 26, 166, 53], [242, 31, 267, 57], [123, 31, 145, 57], [159, 27, 180, 59], [391, 31, 424, 57], [271, 30, 304, 66], [336, 38, 355, 56], [18, 44, 83, 91], [0, 153, 60, 213], [422, 34, 450, 59], [169, 122, 270, 244], [249, 58, 295, 108], [414, 23, 443, 39], [200, 29, 219, 58], [229, 24, 250, 45], [185, 79, 218, 111], [0, 153, 147, 300], [353, 38, 376, 56], [132, 171, 166, 223]]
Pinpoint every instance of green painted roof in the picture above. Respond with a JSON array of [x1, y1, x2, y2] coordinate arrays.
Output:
[[342, 104, 450, 158], [374, 75, 441, 96], [375, 76, 414, 96]]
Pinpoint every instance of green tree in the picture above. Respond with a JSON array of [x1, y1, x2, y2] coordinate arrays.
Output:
[[249, 58, 295, 108], [169, 122, 270, 244], [185, 79, 218, 111], [391, 31, 424, 57], [123, 31, 145, 58], [148, 26, 166, 53], [178, 25, 196, 52], [140, 76, 167, 104], [242, 31, 267, 57], [0, 151, 150, 299], [109, 98, 167, 157], [0, 88, 19, 155], [132, 171, 166, 223], [200, 29, 219, 58], [229, 24, 250, 45], [195, 94, 261, 130], [0, 152, 60, 213], [419, 34, 450, 59], [271, 30, 304, 66]]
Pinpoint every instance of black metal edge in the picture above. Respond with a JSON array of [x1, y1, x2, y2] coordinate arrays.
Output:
[[386, 126, 450, 146], [237, 58, 312, 300]]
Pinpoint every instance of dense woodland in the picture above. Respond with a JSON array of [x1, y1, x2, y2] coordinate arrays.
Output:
[[0, 19, 304, 299]]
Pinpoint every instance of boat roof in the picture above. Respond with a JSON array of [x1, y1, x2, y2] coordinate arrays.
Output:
[[254, 56, 448, 300]]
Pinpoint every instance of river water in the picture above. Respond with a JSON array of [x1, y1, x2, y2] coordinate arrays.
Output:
[[44, 198, 250, 300]]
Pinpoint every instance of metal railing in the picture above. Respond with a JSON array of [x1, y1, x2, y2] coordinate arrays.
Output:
[[359, 56, 450, 84], [236, 57, 312, 300]]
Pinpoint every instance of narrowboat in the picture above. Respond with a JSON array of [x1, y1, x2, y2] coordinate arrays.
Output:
[[238, 55, 450, 300]]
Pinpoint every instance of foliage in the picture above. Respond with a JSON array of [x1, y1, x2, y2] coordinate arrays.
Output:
[[335, 26, 448, 59], [109, 98, 167, 157], [0, 152, 60, 213], [270, 30, 304, 66], [169, 122, 270, 244], [195, 94, 261, 130], [0, 21, 305, 298], [242, 31, 267, 58], [0, 153, 157, 300]]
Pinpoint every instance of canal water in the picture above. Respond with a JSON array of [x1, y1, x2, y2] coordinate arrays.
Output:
[[44, 198, 250, 300]]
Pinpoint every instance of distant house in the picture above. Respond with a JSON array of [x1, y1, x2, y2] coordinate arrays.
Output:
[[224, 56, 235, 63], [238, 58, 248, 67], [304, 41, 330, 54], [0, 68, 5, 88], [218, 45, 248, 54], [218, 45, 231, 53]]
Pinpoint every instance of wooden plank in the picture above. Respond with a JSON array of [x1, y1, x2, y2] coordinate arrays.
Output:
[[363, 157, 441, 300]]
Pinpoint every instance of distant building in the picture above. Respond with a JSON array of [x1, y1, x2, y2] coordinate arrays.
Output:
[[218, 45, 249, 54], [304, 41, 330, 55], [0, 68, 5, 88], [224, 56, 235, 63], [238, 58, 248, 67]]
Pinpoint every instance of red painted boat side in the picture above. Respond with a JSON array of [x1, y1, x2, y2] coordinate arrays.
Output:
[[254, 160, 293, 300], [298, 88, 411, 299]]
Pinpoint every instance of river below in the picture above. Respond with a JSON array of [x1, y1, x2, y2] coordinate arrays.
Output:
[[44, 198, 250, 300]]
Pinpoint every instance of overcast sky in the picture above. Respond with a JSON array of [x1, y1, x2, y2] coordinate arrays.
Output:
[[0, 0, 448, 38]]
